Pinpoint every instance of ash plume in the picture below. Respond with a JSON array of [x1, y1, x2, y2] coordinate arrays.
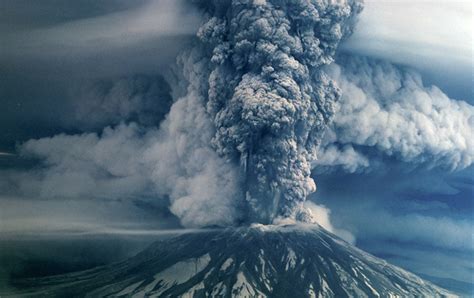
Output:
[[188, 0, 363, 224], [1, 0, 363, 228]]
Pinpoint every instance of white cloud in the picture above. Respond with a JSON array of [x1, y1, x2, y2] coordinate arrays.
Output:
[[3, 109, 243, 228], [316, 55, 474, 172], [304, 201, 355, 244]]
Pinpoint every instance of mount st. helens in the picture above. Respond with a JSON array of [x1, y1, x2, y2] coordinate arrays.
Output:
[[4, 226, 455, 297]]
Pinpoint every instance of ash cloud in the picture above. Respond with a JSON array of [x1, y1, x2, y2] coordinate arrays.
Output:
[[194, 0, 363, 223], [4, 0, 472, 231], [316, 55, 474, 173], [1, 0, 363, 228]]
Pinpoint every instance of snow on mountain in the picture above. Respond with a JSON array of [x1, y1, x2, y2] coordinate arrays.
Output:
[[4, 225, 456, 297]]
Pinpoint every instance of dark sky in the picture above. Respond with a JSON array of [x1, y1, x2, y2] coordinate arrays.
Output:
[[0, 0, 198, 151]]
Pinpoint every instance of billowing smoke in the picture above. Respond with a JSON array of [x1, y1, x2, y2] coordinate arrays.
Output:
[[2, 0, 363, 228], [316, 55, 474, 173], [4, 0, 472, 232], [189, 0, 363, 223]]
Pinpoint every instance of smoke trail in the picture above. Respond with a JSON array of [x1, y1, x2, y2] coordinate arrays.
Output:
[[184, 0, 363, 223]]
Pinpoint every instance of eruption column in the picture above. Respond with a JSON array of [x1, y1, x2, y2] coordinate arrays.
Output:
[[182, 0, 363, 224]]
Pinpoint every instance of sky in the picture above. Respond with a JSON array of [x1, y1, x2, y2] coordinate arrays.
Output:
[[0, 0, 473, 295]]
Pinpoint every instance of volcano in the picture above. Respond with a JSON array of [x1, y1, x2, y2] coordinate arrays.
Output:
[[5, 225, 454, 297]]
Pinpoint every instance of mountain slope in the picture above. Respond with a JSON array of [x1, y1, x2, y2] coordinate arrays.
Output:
[[4, 225, 455, 297]]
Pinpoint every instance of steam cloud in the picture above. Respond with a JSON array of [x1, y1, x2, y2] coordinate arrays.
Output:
[[316, 55, 474, 173], [16, 122, 243, 228]]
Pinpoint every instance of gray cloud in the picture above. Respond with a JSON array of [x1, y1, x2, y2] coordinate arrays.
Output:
[[3, 1, 471, 240], [69, 75, 173, 129], [315, 55, 474, 172], [8, 124, 154, 200], [0, 195, 179, 235], [0, 0, 201, 82], [1, 0, 200, 64], [0, 0, 146, 31], [2, 5, 473, 291], [194, 0, 363, 223], [360, 241, 474, 289], [340, 1, 473, 101], [6, 115, 243, 228], [1, 0, 364, 229], [313, 185, 473, 253], [313, 166, 474, 253], [0, 0, 200, 151], [143, 92, 244, 227], [353, 209, 473, 252]]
